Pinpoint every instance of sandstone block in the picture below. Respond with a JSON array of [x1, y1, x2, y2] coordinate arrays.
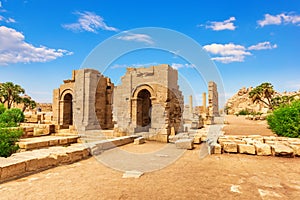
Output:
[[238, 144, 256, 155], [59, 138, 69, 145], [193, 136, 201, 144], [289, 145, 300, 156], [0, 159, 26, 181], [175, 139, 194, 150], [255, 143, 271, 156], [211, 143, 222, 154], [271, 144, 294, 157], [223, 142, 237, 153], [134, 137, 145, 145]]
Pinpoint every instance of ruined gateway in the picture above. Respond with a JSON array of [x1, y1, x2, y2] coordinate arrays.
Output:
[[53, 64, 185, 142]]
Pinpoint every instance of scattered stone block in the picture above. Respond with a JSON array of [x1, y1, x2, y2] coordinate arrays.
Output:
[[0, 159, 26, 181], [289, 145, 300, 156], [175, 139, 194, 150], [134, 137, 145, 145], [255, 143, 271, 156], [193, 136, 201, 144], [122, 170, 143, 178], [238, 144, 256, 155], [223, 142, 237, 153], [211, 143, 222, 154], [271, 144, 294, 157]]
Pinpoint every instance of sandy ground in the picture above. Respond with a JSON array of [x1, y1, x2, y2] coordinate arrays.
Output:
[[223, 115, 275, 136], [1, 115, 299, 200]]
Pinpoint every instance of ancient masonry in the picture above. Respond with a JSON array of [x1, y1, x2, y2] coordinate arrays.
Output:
[[208, 81, 219, 117], [52, 65, 220, 142], [113, 64, 184, 142], [52, 69, 114, 131]]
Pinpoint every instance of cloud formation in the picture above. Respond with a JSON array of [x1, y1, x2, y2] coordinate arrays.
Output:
[[62, 11, 118, 33], [203, 41, 277, 63], [0, 26, 72, 66], [205, 17, 236, 31], [117, 32, 154, 45], [171, 63, 195, 70], [248, 41, 277, 50], [258, 13, 300, 27]]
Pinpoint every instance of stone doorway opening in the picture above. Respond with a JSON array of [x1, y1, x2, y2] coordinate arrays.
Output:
[[137, 89, 152, 130], [63, 93, 73, 128]]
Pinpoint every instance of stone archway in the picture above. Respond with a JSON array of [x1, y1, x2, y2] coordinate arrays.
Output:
[[136, 89, 152, 128], [62, 93, 73, 128]]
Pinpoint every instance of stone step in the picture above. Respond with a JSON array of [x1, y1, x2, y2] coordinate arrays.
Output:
[[17, 135, 79, 151]]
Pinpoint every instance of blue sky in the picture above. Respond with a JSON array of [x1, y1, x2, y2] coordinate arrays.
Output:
[[0, 0, 299, 107]]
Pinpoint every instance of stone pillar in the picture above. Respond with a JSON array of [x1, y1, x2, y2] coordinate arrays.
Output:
[[202, 92, 206, 113], [189, 95, 193, 115]]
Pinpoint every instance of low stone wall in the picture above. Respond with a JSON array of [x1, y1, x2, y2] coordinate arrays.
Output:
[[0, 144, 89, 183], [20, 123, 55, 137], [212, 135, 300, 157]]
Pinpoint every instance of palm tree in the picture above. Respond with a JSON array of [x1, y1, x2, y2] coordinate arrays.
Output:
[[21, 97, 37, 112], [0, 82, 25, 109], [249, 82, 275, 110]]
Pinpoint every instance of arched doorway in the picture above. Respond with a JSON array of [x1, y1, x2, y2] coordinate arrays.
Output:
[[63, 93, 73, 127], [137, 89, 152, 128]]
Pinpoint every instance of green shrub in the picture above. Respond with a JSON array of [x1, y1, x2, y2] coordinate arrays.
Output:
[[267, 100, 300, 138], [0, 128, 22, 157], [238, 109, 250, 115], [0, 104, 6, 115], [0, 108, 24, 128]]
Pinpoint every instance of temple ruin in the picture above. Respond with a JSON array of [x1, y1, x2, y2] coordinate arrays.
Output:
[[52, 65, 219, 142]]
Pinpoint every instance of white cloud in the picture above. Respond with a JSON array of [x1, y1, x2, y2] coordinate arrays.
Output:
[[62, 11, 118, 33], [110, 62, 158, 69], [0, 15, 15, 23], [258, 13, 300, 27], [171, 63, 195, 70], [203, 43, 251, 63], [117, 32, 154, 45], [248, 41, 277, 50], [0, 26, 73, 66], [204, 41, 278, 64], [205, 17, 236, 31]]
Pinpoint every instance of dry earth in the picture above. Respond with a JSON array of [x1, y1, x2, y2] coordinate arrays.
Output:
[[0, 115, 299, 200]]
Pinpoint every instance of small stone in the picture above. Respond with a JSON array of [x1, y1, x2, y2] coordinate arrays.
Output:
[[193, 136, 201, 144], [122, 170, 143, 178], [238, 144, 256, 155]]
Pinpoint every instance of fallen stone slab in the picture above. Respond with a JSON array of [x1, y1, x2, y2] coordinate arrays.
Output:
[[238, 144, 256, 155], [175, 139, 194, 150], [254, 143, 271, 156], [271, 144, 294, 157], [122, 170, 144, 178], [223, 142, 237, 153]]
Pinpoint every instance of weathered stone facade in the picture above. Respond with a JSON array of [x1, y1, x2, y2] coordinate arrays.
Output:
[[52, 69, 114, 131], [113, 64, 184, 142]]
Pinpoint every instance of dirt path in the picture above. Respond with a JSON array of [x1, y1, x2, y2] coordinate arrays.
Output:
[[223, 115, 275, 136]]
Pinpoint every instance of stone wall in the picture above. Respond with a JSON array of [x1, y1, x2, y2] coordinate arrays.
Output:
[[113, 64, 183, 142], [53, 69, 114, 132], [208, 81, 219, 117]]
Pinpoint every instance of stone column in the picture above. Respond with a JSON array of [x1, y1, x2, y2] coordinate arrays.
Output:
[[189, 95, 193, 115], [202, 92, 206, 113]]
